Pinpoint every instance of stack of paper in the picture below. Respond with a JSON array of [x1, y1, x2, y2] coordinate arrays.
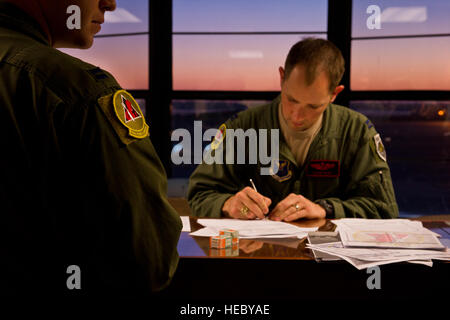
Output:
[[307, 219, 450, 269], [190, 219, 318, 239], [335, 219, 444, 249]]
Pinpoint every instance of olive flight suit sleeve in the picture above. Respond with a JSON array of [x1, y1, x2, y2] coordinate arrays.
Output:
[[56, 89, 182, 293], [317, 123, 399, 219], [187, 120, 247, 218]]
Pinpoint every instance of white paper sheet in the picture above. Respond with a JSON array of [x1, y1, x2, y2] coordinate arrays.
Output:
[[180, 216, 191, 232], [407, 260, 433, 267], [303, 219, 449, 270], [306, 242, 450, 270], [189, 219, 317, 239]]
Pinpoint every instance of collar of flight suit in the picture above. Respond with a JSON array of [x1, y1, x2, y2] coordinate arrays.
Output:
[[268, 95, 335, 169], [0, 2, 50, 47]]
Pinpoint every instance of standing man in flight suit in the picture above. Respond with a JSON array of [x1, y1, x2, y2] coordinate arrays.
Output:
[[0, 0, 181, 296], [188, 38, 398, 220]]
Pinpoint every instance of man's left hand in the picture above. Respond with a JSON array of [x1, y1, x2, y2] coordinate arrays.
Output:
[[269, 193, 326, 221]]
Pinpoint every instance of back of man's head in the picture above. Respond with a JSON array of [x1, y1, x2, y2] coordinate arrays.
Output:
[[284, 38, 345, 93]]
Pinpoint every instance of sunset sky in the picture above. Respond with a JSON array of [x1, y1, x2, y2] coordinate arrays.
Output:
[[352, 0, 450, 37], [61, 0, 450, 91], [173, 0, 327, 32], [62, 35, 148, 90]]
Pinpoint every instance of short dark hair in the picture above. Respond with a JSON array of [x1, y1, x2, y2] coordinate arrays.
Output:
[[284, 38, 345, 93]]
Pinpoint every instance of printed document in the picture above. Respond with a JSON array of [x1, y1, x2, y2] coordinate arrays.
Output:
[[306, 219, 449, 270], [333, 219, 444, 249], [190, 219, 317, 239]]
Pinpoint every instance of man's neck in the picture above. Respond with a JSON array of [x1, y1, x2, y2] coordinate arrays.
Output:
[[4, 0, 52, 44]]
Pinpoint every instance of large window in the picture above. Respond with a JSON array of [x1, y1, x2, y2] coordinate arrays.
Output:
[[55, 1, 449, 215], [352, 0, 450, 37], [173, 0, 328, 91], [62, 35, 148, 90], [351, 37, 450, 91], [351, 0, 450, 91], [171, 100, 269, 178], [350, 0, 450, 216], [171, 0, 329, 179], [350, 100, 449, 216]]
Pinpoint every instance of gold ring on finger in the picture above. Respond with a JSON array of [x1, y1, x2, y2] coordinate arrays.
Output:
[[240, 205, 249, 217], [294, 203, 301, 211]]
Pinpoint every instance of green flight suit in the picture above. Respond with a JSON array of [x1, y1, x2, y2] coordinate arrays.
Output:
[[0, 3, 181, 296], [188, 96, 399, 219]]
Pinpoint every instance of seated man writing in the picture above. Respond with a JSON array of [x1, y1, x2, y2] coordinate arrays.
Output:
[[187, 38, 398, 221]]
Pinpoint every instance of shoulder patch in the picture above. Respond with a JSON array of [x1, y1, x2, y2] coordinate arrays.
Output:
[[210, 123, 226, 150], [373, 133, 387, 162], [98, 90, 149, 145]]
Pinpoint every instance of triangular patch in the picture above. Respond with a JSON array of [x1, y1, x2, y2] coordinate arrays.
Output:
[[121, 95, 142, 123]]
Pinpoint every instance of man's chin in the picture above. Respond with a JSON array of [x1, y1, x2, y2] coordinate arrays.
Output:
[[76, 36, 94, 49]]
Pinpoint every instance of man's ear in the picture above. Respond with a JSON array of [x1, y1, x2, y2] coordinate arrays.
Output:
[[330, 85, 345, 103], [279, 66, 285, 88]]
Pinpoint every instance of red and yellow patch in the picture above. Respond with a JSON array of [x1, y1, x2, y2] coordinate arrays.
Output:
[[98, 90, 149, 145], [211, 123, 227, 150], [113, 90, 149, 139]]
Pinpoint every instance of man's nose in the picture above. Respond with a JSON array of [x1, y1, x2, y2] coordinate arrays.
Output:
[[100, 0, 117, 12], [292, 105, 306, 121]]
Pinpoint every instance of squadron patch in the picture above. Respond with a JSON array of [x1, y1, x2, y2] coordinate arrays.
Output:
[[98, 90, 149, 145], [373, 134, 387, 162], [210, 123, 226, 150], [270, 160, 292, 182]]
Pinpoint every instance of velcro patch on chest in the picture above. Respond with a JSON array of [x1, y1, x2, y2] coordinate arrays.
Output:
[[270, 160, 292, 182], [306, 160, 340, 178], [98, 90, 149, 145]]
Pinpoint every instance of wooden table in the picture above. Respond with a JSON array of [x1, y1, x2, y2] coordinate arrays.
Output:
[[163, 198, 450, 306]]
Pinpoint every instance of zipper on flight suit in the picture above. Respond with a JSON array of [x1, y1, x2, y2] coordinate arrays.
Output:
[[296, 130, 327, 194]]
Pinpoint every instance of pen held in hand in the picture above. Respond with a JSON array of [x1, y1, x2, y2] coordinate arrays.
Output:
[[249, 178, 269, 220], [249, 178, 257, 193]]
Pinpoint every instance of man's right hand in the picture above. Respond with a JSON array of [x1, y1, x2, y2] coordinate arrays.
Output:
[[222, 187, 272, 220]]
